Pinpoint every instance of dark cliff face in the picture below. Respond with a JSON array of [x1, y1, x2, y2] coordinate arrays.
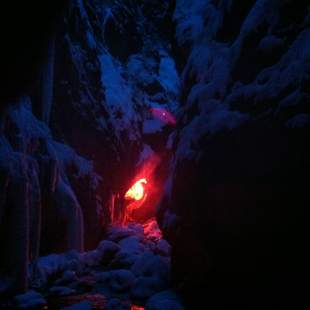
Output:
[[157, 0, 310, 307], [0, 1, 68, 108], [0, 0, 179, 293], [50, 0, 179, 243], [0, 0, 309, 306]]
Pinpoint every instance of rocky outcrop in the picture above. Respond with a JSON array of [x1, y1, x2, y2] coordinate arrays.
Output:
[[0, 97, 101, 292], [13, 220, 182, 309], [51, 0, 179, 197], [158, 1, 310, 307], [0, 0, 180, 294], [2, 1, 308, 307]]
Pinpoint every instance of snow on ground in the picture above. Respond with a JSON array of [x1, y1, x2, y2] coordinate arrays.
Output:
[[14, 291, 47, 309], [10, 219, 183, 309]]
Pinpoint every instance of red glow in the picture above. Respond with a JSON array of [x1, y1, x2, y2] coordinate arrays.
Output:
[[125, 178, 147, 201], [131, 306, 144, 310], [150, 107, 177, 126], [123, 154, 162, 224]]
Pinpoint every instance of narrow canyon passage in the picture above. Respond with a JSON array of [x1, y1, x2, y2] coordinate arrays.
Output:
[[9, 160, 177, 309], [0, 0, 181, 307], [1, 1, 310, 309]]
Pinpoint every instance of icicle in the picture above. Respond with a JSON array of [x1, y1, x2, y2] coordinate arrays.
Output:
[[9, 178, 30, 293], [40, 34, 55, 125], [28, 160, 42, 262], [54, 179, 85, 252]]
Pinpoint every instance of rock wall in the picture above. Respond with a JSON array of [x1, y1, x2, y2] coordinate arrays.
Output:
[[0, 0, 179, 293], [49, 0, 179, 243], [0, 97, 102, 292], [2, 1, 309, 305], [158, 0, 310, 307]]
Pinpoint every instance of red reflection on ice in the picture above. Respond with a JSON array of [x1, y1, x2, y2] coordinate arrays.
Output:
[[131, 306, 144, 310], [150, 108, 176, 126]]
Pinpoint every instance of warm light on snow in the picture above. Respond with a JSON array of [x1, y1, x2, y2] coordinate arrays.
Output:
[[125, 178, 147, 201], [123, 154, 161, 223], [150, 107, 177, 125]]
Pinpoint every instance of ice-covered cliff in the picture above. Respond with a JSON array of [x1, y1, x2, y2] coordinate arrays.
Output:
[[0, 1, 309, 308], [158, 1, 310, 308]]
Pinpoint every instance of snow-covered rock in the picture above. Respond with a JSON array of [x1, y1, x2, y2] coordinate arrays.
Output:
[[51, 0, 179, 231], [155, 240, 171, 257], [61, 301, 92, 310], [118, 236, 144, 255], [30, 237, 123, 288], [14, 290, 46, 309], [107, 226, 144, 243], [97, 240, 120, 255], [131, 252, 170, 299], [132, 252, 169, 277], [95, 269, 136, 292], [146, 291, 184, 310], [0, 94, 103, 291], [109, 251, 140, 269], [286, 114, 310, 129], [158, 1, 310, 308], [49, 286, 76, 296], [105, 298, 130, 310], [55, 270, 78, 286]]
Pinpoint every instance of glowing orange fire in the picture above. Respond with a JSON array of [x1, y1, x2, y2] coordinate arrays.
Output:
[[125, 178, 147, 201]]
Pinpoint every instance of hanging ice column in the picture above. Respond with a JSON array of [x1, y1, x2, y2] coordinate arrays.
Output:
[[41, 34, 55, 125]]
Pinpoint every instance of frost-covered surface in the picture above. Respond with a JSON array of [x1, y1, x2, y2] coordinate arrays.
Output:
[[14, 290, 47, 309], [0, 96, 102, 292], [1, 0, 309, 308], [0, 2, 179, 297], [158, 1, 310, 307], [169, 0, 310, 165], [160, 0, 310, 219], [1, 5, 179, 295], [49, 0, 180, 246], [145, 290, 184, 310], [53, 0, 179, 171], [15, 220, 183, 309], [62, 301, 92, 310]]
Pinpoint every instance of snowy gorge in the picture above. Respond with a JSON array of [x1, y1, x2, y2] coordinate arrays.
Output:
[[0, 0, 309, 309]]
